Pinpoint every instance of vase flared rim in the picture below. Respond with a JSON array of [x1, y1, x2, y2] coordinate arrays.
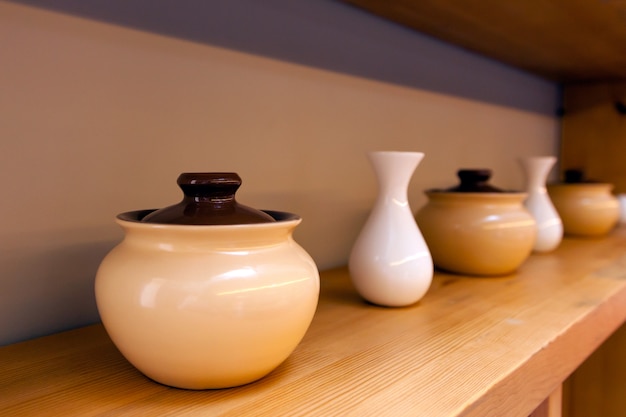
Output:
[[368, 150, 424, 156]]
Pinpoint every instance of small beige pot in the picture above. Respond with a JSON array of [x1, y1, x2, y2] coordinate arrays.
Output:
[[547, 183, 619, 237], [416, 192, 537, 276]]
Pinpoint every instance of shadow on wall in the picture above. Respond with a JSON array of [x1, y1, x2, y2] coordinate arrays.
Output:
[[0, 237, 117, 346], [7, 0, 559, 116]]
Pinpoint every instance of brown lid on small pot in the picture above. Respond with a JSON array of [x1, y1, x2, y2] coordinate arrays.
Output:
[[436, 169, 505, 193], [141, 172, 276, 225], [561, 169, 604, 184]]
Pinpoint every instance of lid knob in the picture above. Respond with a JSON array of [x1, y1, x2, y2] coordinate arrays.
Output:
[[447, 169, 503, 192], [141, 173, 276, 225]]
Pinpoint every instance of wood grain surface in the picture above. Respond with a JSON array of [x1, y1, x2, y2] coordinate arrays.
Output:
[[2, 228, 626, 416]]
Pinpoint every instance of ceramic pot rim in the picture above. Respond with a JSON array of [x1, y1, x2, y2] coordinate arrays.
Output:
[[424, 190, 527, 202], [116, 209, 301, 229], [547, 182, 613, 188]]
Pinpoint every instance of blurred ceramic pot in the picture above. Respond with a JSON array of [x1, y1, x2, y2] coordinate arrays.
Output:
[[618, 194, 626, 224], [415, 169, 536, 276], [547, 170, 619, 237], [95, 173, 320, 390]]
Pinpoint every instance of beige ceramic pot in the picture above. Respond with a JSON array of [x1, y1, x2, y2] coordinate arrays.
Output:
[[547, 182, 619, 237], [415, 170, 537, 276], [95, 174, 320, 390]]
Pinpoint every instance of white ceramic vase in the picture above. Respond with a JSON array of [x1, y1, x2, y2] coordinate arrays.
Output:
[[519, 156, 563, 252], [349, 151, 433, 307]]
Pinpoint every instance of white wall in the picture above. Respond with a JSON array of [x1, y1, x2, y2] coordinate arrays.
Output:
[[0, 1, 560, 345]]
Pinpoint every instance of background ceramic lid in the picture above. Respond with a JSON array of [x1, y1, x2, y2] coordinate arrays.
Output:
[[426, 169, 508, 193]]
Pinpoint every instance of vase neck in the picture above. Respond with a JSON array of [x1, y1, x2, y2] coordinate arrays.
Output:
[[520, 157, 556, 190], [368, 152, 423, 199]]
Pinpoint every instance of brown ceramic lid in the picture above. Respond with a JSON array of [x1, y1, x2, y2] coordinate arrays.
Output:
[[564, 169, 586, 183], [561, 169, 606, 184], [141, 173, 276, 225], [444, 169, 504, 193]]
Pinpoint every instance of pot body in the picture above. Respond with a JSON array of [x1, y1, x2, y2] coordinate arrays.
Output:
[[349, 151, 433, 307], [519, 156, 563, 252], [95, 210, 319, 390], [547, 184, 619, 237], [416, 193, 536, 276]]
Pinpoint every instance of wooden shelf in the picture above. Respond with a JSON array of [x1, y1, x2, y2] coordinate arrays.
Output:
[[341, 0, 626, 82], [2, 228, 626, 416]]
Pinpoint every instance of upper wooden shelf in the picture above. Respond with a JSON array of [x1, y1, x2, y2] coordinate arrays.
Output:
[[2, 228, 626, 415], [342, 0, 626, 83]]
